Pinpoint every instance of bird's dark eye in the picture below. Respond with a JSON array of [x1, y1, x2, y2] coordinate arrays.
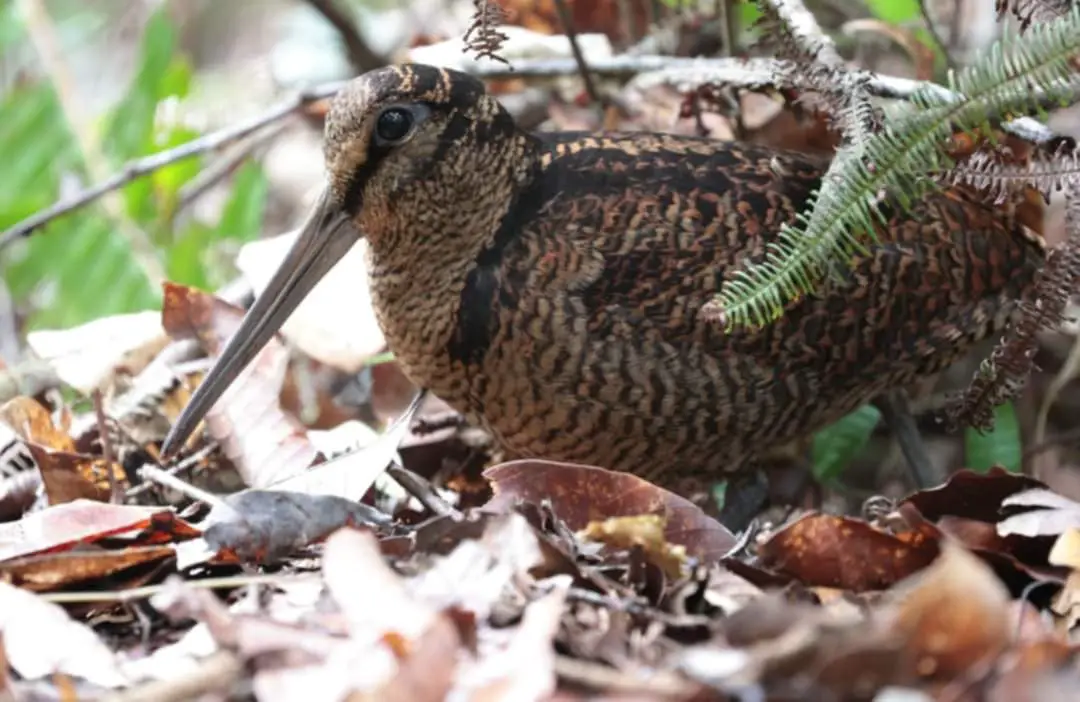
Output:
[[375, 107, 413, 144]]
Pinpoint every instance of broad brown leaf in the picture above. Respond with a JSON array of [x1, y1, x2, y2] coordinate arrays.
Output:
[[759, 512, 940, 592], [483, 460, 736, 563]]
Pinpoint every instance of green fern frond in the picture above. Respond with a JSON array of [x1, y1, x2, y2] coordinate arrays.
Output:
[[713, 5, 1080, 330]]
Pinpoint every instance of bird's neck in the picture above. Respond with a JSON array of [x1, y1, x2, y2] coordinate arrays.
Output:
[[361, 132, 542, 392]]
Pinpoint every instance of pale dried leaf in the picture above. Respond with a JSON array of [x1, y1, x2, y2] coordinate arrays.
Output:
[[0, 581, 129, 688], [999, 489, 1080, 537], [0, 500, 171, 561], [236, 232, 384, 373], [25, 311, 167, 395]]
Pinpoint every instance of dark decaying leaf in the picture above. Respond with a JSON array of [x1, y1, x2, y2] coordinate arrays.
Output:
[[483, 459, 736, 563], [900, 471, 1065, 592], [902, 467, 1045, 523], [1, 395, 127, 505], [25, 444, 125, 505], [201, 489, 392, 564]]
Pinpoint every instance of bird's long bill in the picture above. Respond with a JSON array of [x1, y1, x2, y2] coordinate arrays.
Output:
[[160, 189, 358, 457]]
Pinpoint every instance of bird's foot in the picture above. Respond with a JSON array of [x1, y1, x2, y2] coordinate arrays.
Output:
[[872, 389, 942, 489], [716, 469, 770, 534]]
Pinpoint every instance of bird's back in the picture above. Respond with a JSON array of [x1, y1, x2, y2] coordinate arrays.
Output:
[[424, 134, 1044, 483]]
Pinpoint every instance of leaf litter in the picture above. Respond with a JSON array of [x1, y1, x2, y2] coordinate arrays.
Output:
[[6, 5, 1080, 702]]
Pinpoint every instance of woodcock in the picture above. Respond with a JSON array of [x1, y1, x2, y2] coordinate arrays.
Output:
[[162, 63, 1045, 508]]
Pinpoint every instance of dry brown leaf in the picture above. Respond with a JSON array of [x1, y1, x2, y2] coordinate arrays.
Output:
[[1049, 528, 1080, 569], [0, 396, 74, 452], [903, 467, 1046, 524], [484, 460, 736, 563], [500, 0, 655, 43], [759, 512, 941, 592], [888, 542, 1011, 681], [0, 545, 175, 592], [25, 443, 125, 505], [463, 577, 568, 701], [372, 613, 462, 702]]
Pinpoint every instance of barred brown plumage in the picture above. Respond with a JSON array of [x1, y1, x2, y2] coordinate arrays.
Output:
[[162, 63, 1045, 515]]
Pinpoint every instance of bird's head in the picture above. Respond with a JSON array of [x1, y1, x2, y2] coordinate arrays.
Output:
[[161, 64, 530, 456]]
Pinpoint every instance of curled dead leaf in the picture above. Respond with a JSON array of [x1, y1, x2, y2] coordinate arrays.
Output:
[[887, 542, 1011, 681]]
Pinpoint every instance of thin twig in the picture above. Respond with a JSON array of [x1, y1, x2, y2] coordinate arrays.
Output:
[[125, 441, 220, 500], [918, 0, 956, 70], [470, 56, 1057, 143], [91, 389, 123, 503], [137, 463, 232, 513], [172, 120, 291, 223], [764, 0, 844, 65], [301, 0, 385, 74], [386, 461, 462, 519], [552, 0, 604, 107], [0, 82, 342, 248]]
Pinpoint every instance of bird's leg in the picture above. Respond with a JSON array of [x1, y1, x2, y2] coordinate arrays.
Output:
[[716, 468, 769, 534], [872, 390, 941, 489]]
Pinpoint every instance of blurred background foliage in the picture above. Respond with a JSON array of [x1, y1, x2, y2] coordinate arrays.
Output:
[[0, 2, 271, 329], [0, 0, 1033, 485]]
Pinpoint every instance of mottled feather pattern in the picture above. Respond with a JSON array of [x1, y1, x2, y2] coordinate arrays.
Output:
[[322, 64, 1044, 486]]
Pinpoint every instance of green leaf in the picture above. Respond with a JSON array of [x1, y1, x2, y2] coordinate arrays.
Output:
[[965, 401, 1022, 473], [811, 404, 882, 483], [151, 124, 202, 217], [864, 0, 921, 24], [167, 221, 215, 291], [101, 8, 177, 163], [214, 160, 269, 244], [0, 77, 159, 329]]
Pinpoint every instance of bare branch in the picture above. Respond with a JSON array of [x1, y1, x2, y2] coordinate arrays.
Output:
[[0, 82, 342, 248], [4, 52, 1063, 248], [552, 0, 604, 106], [469, 55, 1059, 144]]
